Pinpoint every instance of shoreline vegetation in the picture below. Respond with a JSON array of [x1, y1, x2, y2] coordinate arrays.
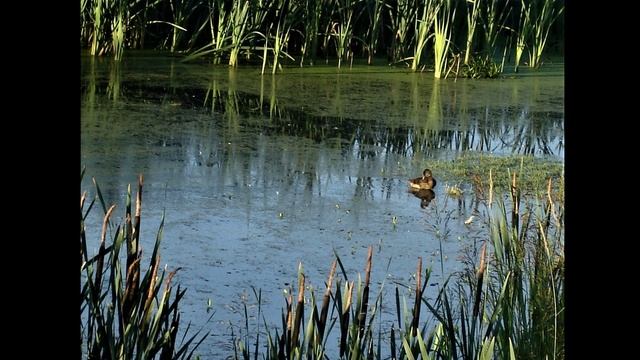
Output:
[[80, 165, 563, 359], [80, 0, 564, 77]]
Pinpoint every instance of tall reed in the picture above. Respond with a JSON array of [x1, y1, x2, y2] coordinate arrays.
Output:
[[166, 0, 203, 52], [300, 0, 324, 66], [464, 0, 482, 65], [112, 0, 127, 61], [433, 0, 456, 78], [514, 0, 530, 72], [331, 0, 359, 68], [90, 0, 105, 55], [527, 0, 563, 68], [388, 0, 416, 64], [481, 0, 511, 60], [364, 0, 384, 65], [411, 0, 439, 71], [80, 173, 209, 359], [228, 0, 252, 66]]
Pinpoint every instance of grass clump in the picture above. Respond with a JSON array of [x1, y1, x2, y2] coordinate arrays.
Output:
[[424, 153, 564, 199], [460, 55, 502, 78]]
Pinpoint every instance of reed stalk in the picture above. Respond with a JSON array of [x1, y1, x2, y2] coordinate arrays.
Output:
[[229, 0, 251, 67], [411, 0, 439, 71], [388, 0, 416, 64], [80, 174, 209, 359], [331, 0, 358, 68], [433, 0, 456, 78], [514, 0, 530, 72], [300, 0, 323, 66], [364, 0, 384, 64], [528, 0, 563, 68], [464, 0, 482, 65], [482, 0, 511, 59]]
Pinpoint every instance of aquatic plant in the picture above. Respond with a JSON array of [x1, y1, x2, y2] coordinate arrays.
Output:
[[80, 172, 209, 359], [481, 0, 511, 60], [433, 0, 456, 78], [228, 0, 251, 66], [464, 0, 482, 65], [80, 0, 563, 73], [331, 0, 360, 68], [165, 0, 204, 52], [411, 0, 439, 71], [363, 0, 384, 65], [299, 0, 324, 66], [527, 0, 563, 68], [460, 54, 501, 78], [388, 0, 416, 64]]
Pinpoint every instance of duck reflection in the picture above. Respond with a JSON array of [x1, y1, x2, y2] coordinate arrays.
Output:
[[409, 188, 436, 208]]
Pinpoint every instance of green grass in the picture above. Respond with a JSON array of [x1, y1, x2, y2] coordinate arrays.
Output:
[[423, 153, 564, 198]]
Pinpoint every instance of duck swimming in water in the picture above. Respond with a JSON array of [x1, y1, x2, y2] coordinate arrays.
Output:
[[408, 168, 437, 190]]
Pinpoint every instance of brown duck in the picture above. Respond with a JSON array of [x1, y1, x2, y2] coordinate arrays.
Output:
[[408, 168, 437, 190]]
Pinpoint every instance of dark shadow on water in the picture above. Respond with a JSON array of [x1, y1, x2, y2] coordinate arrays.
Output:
[[409, 188, 436, 208]]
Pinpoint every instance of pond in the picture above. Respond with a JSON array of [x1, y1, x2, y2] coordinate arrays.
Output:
[[80, 54, 563, 358]]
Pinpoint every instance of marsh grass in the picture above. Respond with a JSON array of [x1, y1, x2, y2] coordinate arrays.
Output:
[[389, 0, 416, 65], [80, 173, 209, 359], [411, 0, 439, 72], [527, 0, 564, 69], [424, 153, 564, 198], [463, 0, 482, 65], [82, 0, 562, 76], [433, 0, 456, 78]]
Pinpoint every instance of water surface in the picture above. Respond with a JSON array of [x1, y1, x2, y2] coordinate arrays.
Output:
[[81, 55, 563, 357]]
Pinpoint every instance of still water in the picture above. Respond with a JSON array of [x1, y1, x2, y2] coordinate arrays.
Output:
[[81, 54, 563, 357]]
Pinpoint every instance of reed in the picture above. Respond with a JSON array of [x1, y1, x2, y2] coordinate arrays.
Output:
[[112, 0, 127, 61], [514, 0, 530, 72], [80, 0, 563, 71], [364, 0, 384, 65], [481, 0, 511, 60], [433, 0, 456, 78], [527, 0, 563, 68], [464, 0, 482, 65], [80, 173, 210, 359], [300, 0, 324, 66], [90, 0, 105, 55], [166, 0, 204, 52], [331, 0, 359, 68], [388, 0, 416, 64], [411, 0, 439, 71], [228, 0, 252, 66]]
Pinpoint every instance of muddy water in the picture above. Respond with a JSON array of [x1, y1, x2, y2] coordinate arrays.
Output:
[[81, 55, 563, 357]]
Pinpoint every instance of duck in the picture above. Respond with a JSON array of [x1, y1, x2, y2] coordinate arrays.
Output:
[[408, 168, 437, 190]]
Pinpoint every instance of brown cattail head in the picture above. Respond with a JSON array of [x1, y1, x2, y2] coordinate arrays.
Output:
[[364, 246, 373, 287]]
